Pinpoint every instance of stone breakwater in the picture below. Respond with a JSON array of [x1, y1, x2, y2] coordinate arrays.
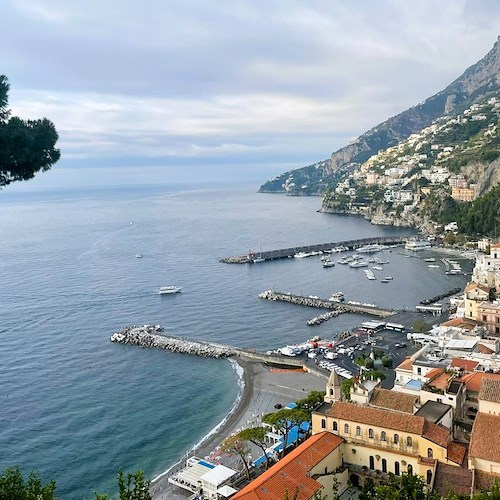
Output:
[[307, 309, 347, 326], [110, 324, 235, 358]]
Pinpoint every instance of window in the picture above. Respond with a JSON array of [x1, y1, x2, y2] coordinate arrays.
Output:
[[321, 419, 326, 429], [427, 470, 432, 484], [330, 388, 334, 395], [406, 436, 412, 447], [417, 367, 422, 375], [437, 398, 443, 403], [483, 315, 487, 322], [395, 461, 400, 476], [496, 327, 500, 334], [427, 448, 433, 458], [382, 459, 387, 473], [333, 421, 338, 431], [356, 426, 361, 437], [407, 464, 413, 475], [369, 456, 375, 470], [381, 431, 387, 441], [368, 428, 374, 439], [496, 317, 500, 323], [344, 423, 349, 434], [394, 434, 399, 445]]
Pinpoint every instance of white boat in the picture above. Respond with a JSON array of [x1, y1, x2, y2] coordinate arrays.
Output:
[[405, 240, 431, 251], [323, 260, 335, 268], [252, 257, 265, 263], [157, 286, 182, 295], [135, 253, 144, 258], [364, 269, 377, 280], [372, 265, 383, 271], [424, 258, 436, 262], [381, 279, 389, 283], [356, 244, 384, 253], [349, 260, 368, 268], [385, 276, 393, 280], [329, 292, 344, 302], [428, 264, 440, 268]]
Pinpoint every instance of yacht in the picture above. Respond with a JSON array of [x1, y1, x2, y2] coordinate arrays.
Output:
[[157, 286, 183, 295], [372, 265, 383, 271], [364, 269, 377, 280], [356, 244, 384, 253], [405, 240, 432, 251], [385, 276, 394, 280], [424, 258, 436, 263], [349, 260, 368, 268], [135, 253, 144, 258], [323, 260, 335, 268]]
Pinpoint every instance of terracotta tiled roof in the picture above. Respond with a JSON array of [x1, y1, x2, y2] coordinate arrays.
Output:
[[457, 372, 500, 393], [491, 243, 500, 249], [446, 442, 467, 466], [479, 378, 500, 403], [426, 368, 446, 380], [477, 343, 495, 354], [368, 388, 417, 414], [450, 358, 479, 372], [396, 357, 413, 371], [422, 422, 450, 448], [232, 432, 343, 500], [441, 317, 483, 329], [469, 413, 500, 463], [434, 462, 473, 497], [327, 401, 425, 435], [464, 282, 490, 294], [426, 372, 451, 391]]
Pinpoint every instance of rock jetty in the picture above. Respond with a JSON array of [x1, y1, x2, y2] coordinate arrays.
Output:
[[110, 325, 235, 358], [307, 309, 347, 326]]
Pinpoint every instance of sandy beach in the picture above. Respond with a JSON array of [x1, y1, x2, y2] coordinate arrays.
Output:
[[150, 357, 328, 499]]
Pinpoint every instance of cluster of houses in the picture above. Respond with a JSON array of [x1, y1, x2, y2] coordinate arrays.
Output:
[[332, 96, 499, 210], [228, 246, 500, 499]]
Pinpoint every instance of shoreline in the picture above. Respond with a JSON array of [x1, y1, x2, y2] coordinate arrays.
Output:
[[150, 357, 326, 499]]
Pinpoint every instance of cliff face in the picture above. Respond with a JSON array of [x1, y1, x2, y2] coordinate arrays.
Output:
[[325, 38, 500, 178]]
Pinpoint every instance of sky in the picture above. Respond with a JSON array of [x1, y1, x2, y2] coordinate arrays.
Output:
[[1, 0, 500, 189]]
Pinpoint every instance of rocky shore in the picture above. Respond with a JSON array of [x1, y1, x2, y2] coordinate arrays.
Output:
[[110, 324, 235, 358]]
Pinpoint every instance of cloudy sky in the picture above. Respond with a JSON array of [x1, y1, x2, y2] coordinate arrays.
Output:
[[1, 0, 500, 189]]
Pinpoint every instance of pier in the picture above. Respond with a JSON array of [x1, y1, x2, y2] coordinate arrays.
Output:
[[258, 290, 395, 318], [110, 325, 235, 358], [221, 236, 406, 264]]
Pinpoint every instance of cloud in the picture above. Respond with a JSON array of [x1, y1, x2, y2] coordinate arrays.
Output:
[[1, 0, 500, 183]]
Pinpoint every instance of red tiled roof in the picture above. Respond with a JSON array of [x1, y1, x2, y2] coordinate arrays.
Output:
[[457, 372, 500, 393], [477, 343, 495, 354], [368, 388, 418, 414], [422, 422, 450, 448], [396, 357, 413, 371], [327, 401, 425, 435], [232, 432, 343, 500], [469, 413, 500, 463], [441, 317, 483, 329], [427, 372, 451, 391], [450, 358, 479, 372], [426, 368, 446, 380], [464, 282, 490, 294], [447, 441, 467, 466]]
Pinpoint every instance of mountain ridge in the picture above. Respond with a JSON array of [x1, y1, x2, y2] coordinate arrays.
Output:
[[259, 37, 500, 195]]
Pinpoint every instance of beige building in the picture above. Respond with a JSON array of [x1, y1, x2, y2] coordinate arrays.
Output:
[[464, 283, 491, 320], [477, 301, 500, 337], [451, 187, 475, 202]]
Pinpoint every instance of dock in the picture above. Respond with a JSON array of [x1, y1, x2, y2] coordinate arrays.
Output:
[[258, 290, 395, 318], [221, 236, 406, 264]]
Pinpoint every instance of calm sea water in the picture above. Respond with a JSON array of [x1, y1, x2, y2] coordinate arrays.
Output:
[[0, 183, 470, 498]]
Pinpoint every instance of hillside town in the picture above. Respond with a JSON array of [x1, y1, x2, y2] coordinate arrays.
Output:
[[322, 95, 500, 231]]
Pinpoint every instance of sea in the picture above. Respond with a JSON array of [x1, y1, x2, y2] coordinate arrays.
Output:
[[0, 182, 471, 499]]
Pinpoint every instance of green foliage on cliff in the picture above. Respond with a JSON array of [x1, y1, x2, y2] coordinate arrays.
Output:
[[0, 75, 60, 187], [426, 185, 500, 237]]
